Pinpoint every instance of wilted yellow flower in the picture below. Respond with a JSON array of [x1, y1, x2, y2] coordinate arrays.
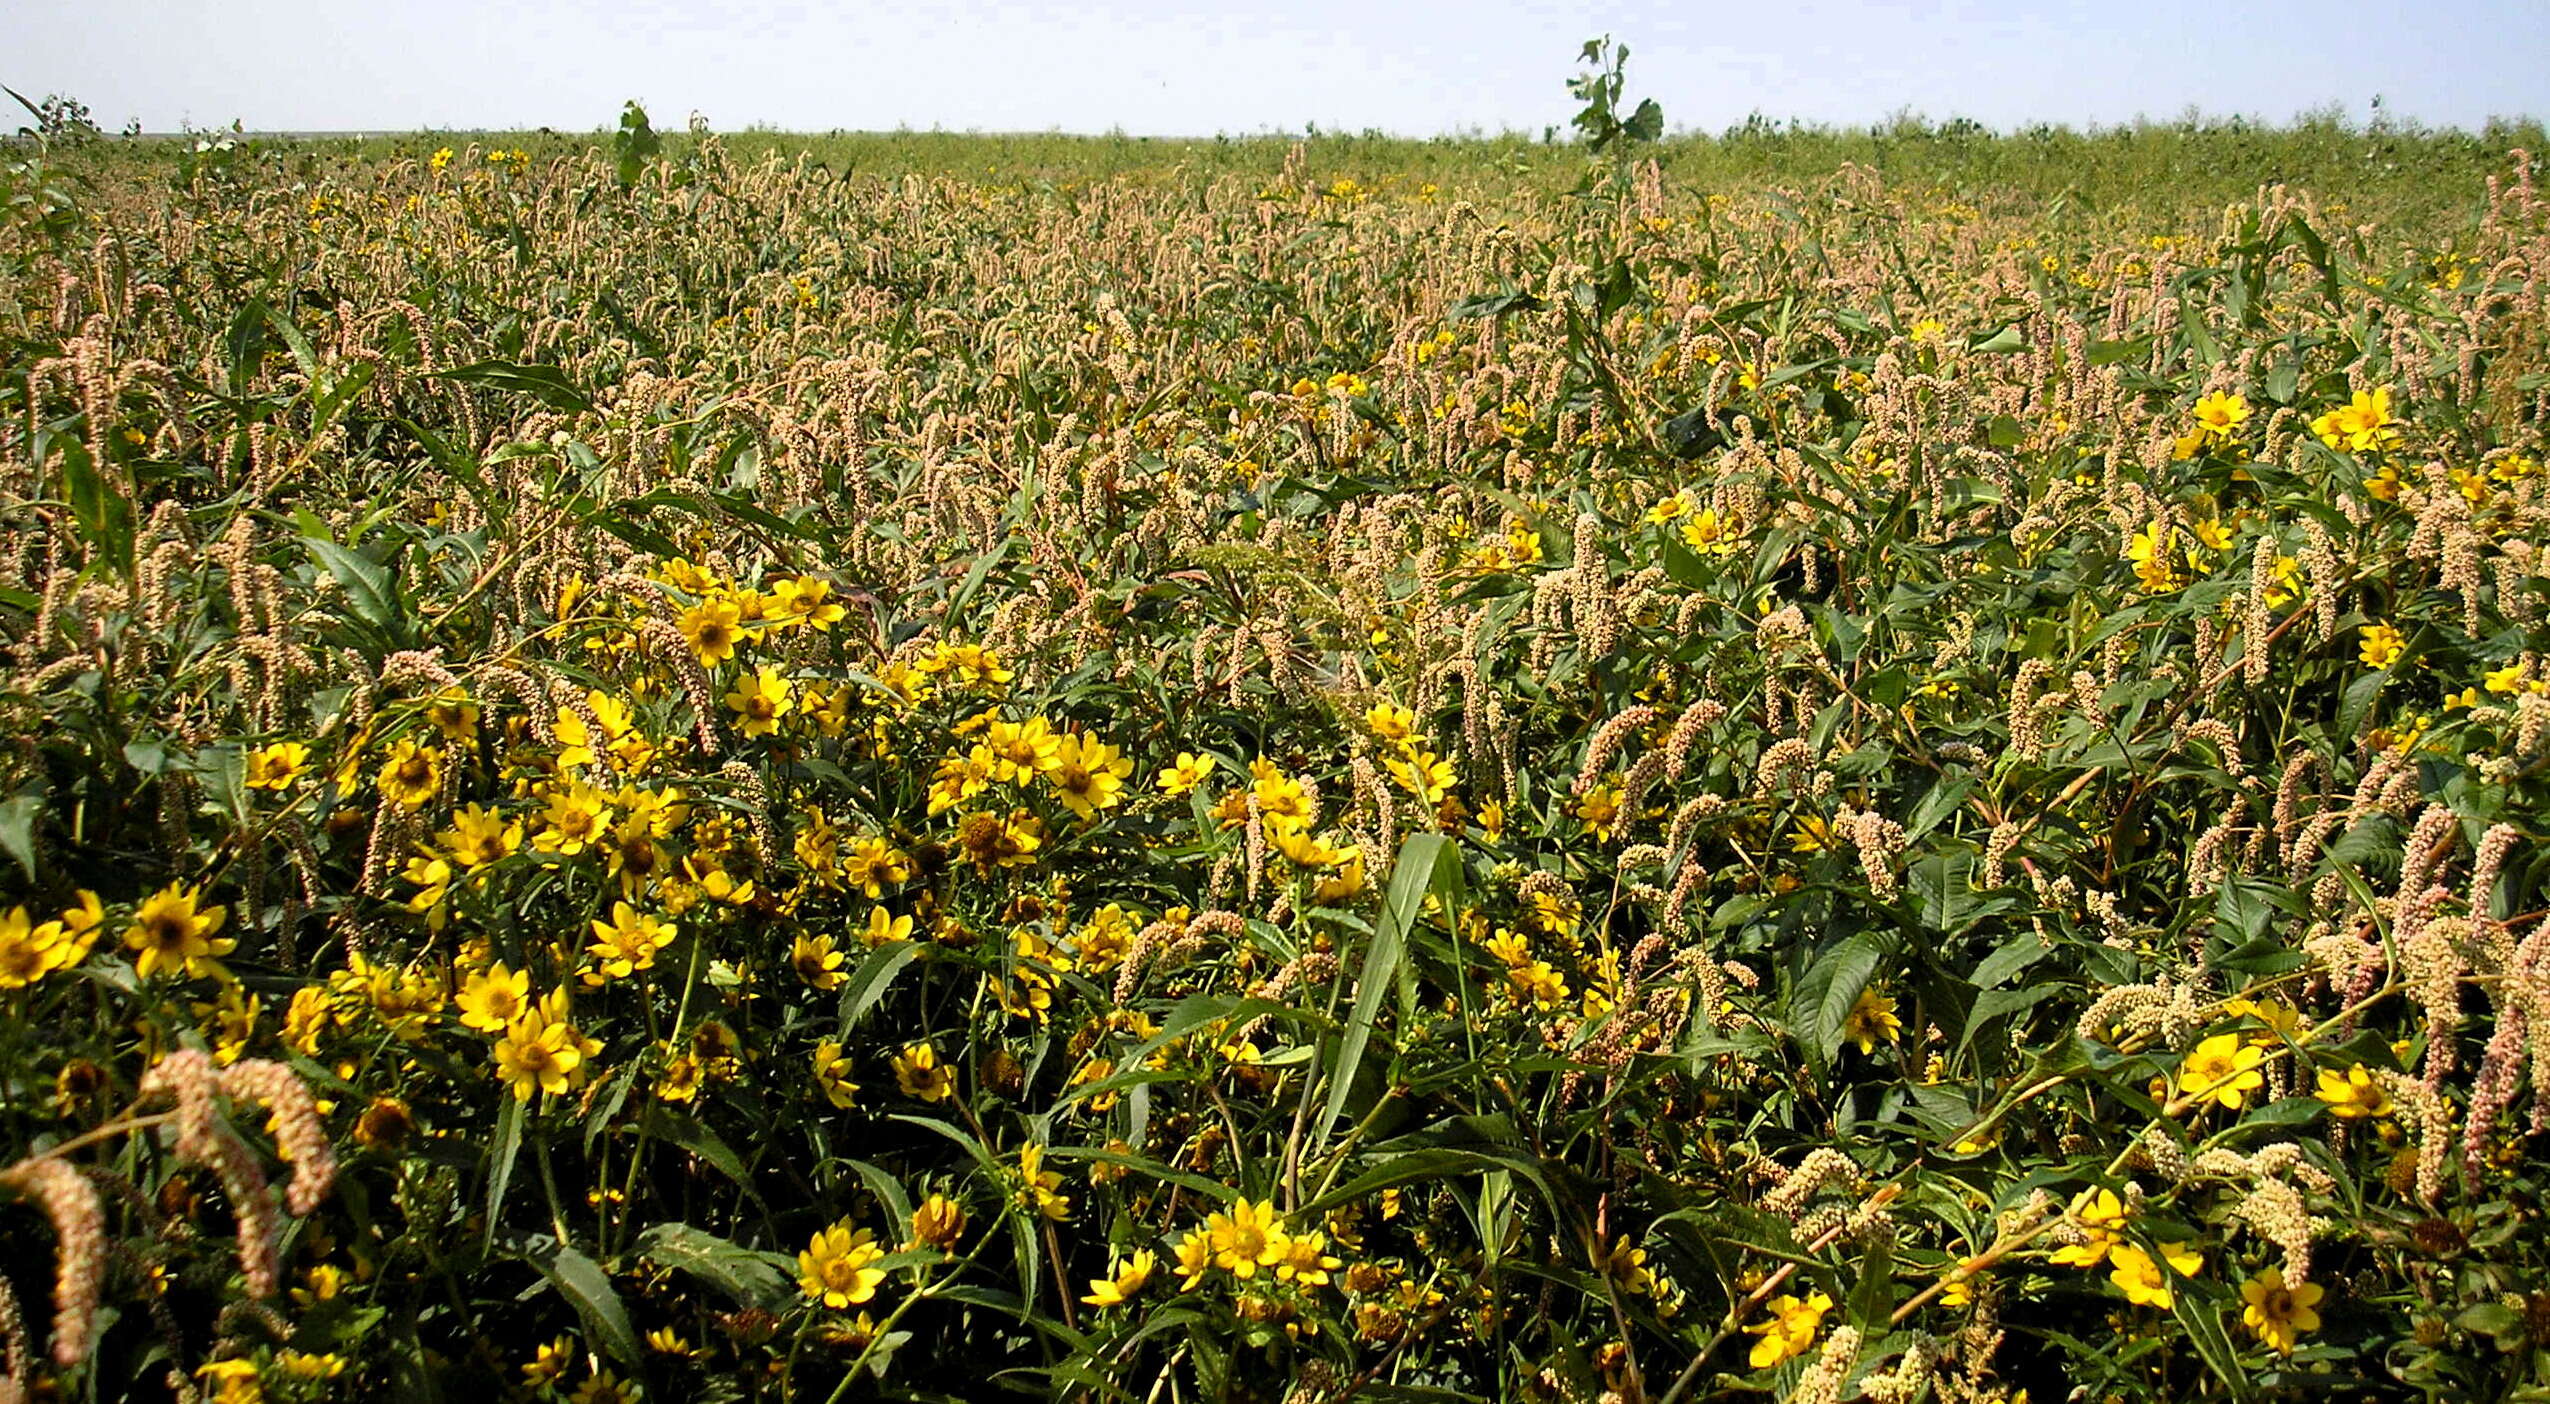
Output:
[[909, 1192, 968, 1252]]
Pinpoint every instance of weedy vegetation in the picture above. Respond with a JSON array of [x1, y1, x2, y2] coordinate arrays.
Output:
[[2, 43, 2549, 1404]]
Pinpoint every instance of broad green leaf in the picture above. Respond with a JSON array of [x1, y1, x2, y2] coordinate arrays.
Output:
[[635, 1222, 791, 1306], [515, 1237, 642, 1366]]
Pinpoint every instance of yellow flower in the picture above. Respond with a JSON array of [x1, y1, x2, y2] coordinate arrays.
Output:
[[797, 1221, 887, 1309], [376, 738, 443, 809], [842, 836, 913, 897], [2048, 1187, 2129, 1268], [124, 883, 234, 979], [245, 741, 312, 791], [984, 716, 1062, 783], [2238, 1266, 2324, 1353], [1386, 747, 1453, 805], [1744, 1289, 1833, 1368], [1081, 1249, 1157, 1307], [1312, 849, 1368, 904], [196, 1359, 262, 1404], [1844, 988, 1903, 1054], [791, 932, 847, 989], [424, 687, 480, 743], [0, 907, 75, 987], [813, 1039, 860, 1108], [655, 1051, 704, 1103], [1277, 1231, 1342, 1287], [2357, 622, 2405, 670], [1157, 751, 1215, 796], [644, 1327, 695, 1357], [1018, 1143, 1070, 1221], [2107, 1241, 2199, 1309], [522, 1336, 576, 1386], [2484, 661, 2529, 694], [492, 1007, 585, 1101], [1047, 732, 1133, 818], [2177, 1032, 2266, 1109], [1250, 766, 1314, 830], [2311, 387, 2399, 452], [722, 664, 794, 737], [440, 804, 523, 868], [1171, 1229, 1214, 1290], [2126, 522, 2186, 594], [1678, 508, 1740, 557], [455, 961, 531, 1032], [1366, 700, 1416, 742], [955, 808, 1044, 874], [2191, 390, 2249, 439], [1205, 1198, 1290, 1279], [1574, 783, 1624, 842], [767, 574, 848, 631], [909, 1193, 968, 1251], [586, 902, 676, 981], [2314, 1064, 2392, 1119], [858, 905, 914, 948], [532, 781, 615, 856], [894, 1042, 955, 1102], [674, 595, 743, 667]]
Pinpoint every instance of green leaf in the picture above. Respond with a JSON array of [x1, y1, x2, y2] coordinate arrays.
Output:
[[2087, 336, 2151, 367], [2175, 1277, 2251, 1399], [515, 1237, 642, 1367], [635, 1222, 792, 1307], [305, 537, 397, 634], [636, 1106, 763, 1204], [0, 793, 40, 881], [1311, 833, 1450, 1156], [1793, 931, 1885, 1064], [1448, 288, 1546, 321], [1969, 325, 2026, 354], [483, 1095, 523, 1253], [613, 100, 661, 191], [427, 361, 595, 415], [837, 940, 922, 1030], [61, 439, 134, 577], [1622, 97, 1664, 144], [1970, 933, 2046, 990]]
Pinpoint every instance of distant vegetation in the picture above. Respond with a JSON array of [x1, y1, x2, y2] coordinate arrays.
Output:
[[2, 51, 2548, 1404]]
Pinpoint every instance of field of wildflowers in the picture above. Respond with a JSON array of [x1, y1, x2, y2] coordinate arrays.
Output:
[[3, 77, 2550, 1403]]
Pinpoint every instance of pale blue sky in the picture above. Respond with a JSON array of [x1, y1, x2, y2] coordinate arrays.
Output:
[[8, 0, 2543, 137]]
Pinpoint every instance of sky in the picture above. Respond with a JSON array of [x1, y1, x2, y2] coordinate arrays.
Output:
[[7, 0, 2544, 138]]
